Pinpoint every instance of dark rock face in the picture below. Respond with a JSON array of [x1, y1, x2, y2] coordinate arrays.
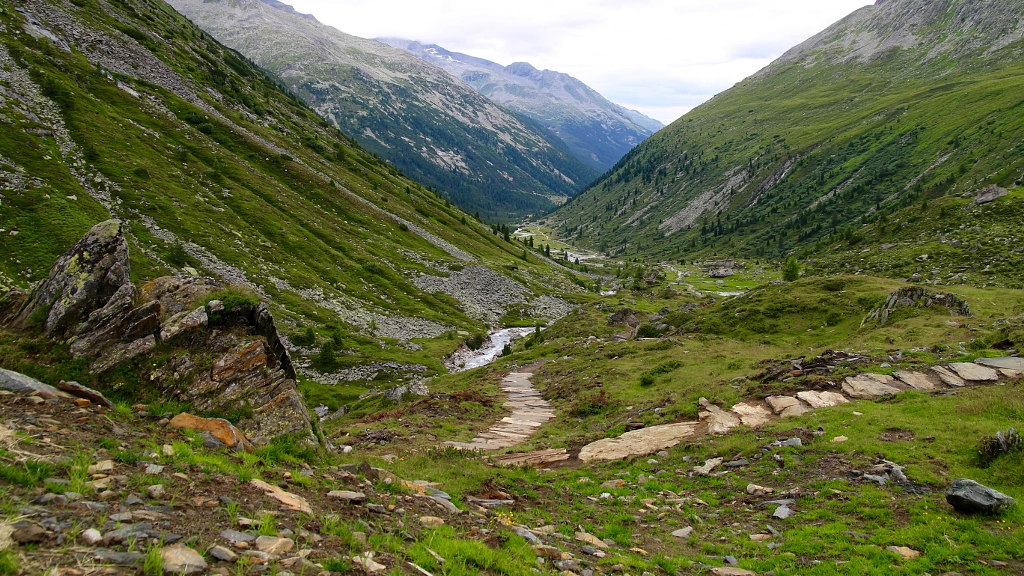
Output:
[[608, 308, 640, 327], [945, 478, 1017, 514], [14, 220, 130, 337], [0, 220, 315, 445]]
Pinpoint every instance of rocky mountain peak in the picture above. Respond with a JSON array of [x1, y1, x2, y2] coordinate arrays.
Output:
[[760, 0, 1024, 75], [257, 0, 318, 21], [505, 61, 539, 78]]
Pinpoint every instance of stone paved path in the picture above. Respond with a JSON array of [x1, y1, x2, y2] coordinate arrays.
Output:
[[445, 371, 554, 451]]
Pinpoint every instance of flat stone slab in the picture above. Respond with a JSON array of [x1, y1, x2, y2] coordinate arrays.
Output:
[[491, 449, 569, 468], [842, 375, 901, 399], [931, 366, 965, 387], [949, 362, 1000, 382], [975, 357, 1024, 371], [579, 422, 700, 462], [894, 370, 940, 390], [765, 396, 812, 418], [699, 404, 741, 434], [796, 390, 849, 408], [730, 402, 772, 427]]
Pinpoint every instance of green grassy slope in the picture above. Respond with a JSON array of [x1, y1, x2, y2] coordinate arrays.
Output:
[[548, 0, 1024, 265], [0, 0, 587, 381]]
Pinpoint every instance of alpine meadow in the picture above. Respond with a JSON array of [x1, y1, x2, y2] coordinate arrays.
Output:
[[0, 0, 1021, 575]]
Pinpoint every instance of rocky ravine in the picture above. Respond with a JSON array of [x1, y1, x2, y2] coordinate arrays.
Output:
[[0, 220, 315, 445]]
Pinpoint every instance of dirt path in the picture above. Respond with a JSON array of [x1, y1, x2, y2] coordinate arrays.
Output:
[[445, 370, 554, 451]]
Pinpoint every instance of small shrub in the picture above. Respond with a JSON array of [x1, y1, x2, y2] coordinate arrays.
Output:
[[464, 335, 486, 351], [639, 374, 656, 387], [570, 390, 610, 417], [314, 341, 338, 371], [292, 326, 316, 346], [398, 223, 409, 231], [783, 258, 801, 282], [825, 311, 844, 326], [978, 428, 1022, 466], [636, 324, 662, 338], [196, 122, 214, 134]]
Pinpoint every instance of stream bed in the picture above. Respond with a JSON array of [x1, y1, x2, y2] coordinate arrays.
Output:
[[445, 327, 536, 372]]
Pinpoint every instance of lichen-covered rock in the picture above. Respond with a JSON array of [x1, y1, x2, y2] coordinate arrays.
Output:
[[14, 220, 130, 337], [90, 335, 157, 373], [160, 306, 208, 343], [241, 388, 316, 445], [139, 276, 221, 317]]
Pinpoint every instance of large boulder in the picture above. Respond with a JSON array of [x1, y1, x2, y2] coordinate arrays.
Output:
[[608, 308, 640, 327], [13, 220, 130, 337], [0, 368, 70, 399], [945, 479, 1017, 514]]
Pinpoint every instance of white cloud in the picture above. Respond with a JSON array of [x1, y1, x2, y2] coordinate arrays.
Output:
[[285, 0, 870, 124]]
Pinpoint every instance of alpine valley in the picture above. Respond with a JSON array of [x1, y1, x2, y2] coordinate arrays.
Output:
[[0, 0, 1021, 575]]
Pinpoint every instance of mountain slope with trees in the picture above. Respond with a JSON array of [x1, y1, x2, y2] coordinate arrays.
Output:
[[549, 0, 1024, 265], [378, 38, 663, 173], [167, 0, 599, 220]]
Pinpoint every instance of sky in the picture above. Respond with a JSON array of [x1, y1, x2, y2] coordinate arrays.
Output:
[[283, 0, 870, 126]]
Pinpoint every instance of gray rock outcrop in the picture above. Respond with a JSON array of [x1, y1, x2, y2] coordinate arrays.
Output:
[[0, 220, 315, 445], [13, 220, 130, 337]]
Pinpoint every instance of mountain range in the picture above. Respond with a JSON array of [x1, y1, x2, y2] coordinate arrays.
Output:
[[550, 0, 1024, 264], [377, 38, 663, 173], [167, 0, 601, 220]]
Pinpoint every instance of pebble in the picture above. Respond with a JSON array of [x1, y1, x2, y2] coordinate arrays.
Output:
[[209, 545, 239, 562], [162, 445, 175, 457], [832, 436, 849, 443], [773, 505, 794, 520], [81, 528, 103, 545], [160, 544, 208, 574], [255, 536, 294, 555], [671, 527, 694, 538], [419, 516, 444, 528], [147, 485, 165, 499]]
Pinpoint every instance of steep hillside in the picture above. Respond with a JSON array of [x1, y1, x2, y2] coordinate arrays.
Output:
[[0, 0, 587, 392], [166, 0, 599, 220], [378, 38, 663, 172], [549, 0, 1024, 265]]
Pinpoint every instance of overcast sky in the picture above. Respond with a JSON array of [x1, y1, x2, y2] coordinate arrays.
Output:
[[283, 0, 870, 125]]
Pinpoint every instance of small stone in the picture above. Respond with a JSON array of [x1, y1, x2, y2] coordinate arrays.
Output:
[[160, 544, 207, 574], [220, 529, 257, 543], [888, 546, 920, 559], [12, 525, 48, 543], [747, 483, 773, 496], [832, 436, 849, 443], [145, 464, 165, 475], [255, 535, 294, 555], [209, 545, 239, 563], [74, 398, 91, 407], [574, 532, 608, 548], [88, 460, 115, 474], [750, 533, 771, 541], [327, 490, 366, 503], [162, 445, 175, 457], [147, 485, 165, 499], [419, 516, 444, 528], [773, 505, 794, 520], [351, 552, 386, 572], [80, 528, 103, 545], [671, 527, 693, 538]]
